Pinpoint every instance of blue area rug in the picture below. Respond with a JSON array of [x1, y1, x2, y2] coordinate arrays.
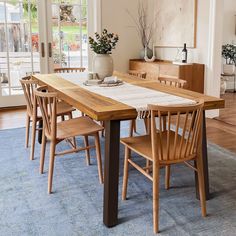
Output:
[[0, 121, 236, 236]]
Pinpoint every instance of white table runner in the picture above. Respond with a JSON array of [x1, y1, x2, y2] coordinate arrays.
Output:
[[59, 73, 196, 118]]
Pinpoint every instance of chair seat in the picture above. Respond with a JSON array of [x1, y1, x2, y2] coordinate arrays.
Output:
[[56, 116, 104, 140], [120, 131, 196, 164], [35, 101, 74, 118], [57, 101, 75, 115]]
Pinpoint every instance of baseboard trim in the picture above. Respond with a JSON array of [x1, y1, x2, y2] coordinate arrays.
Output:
[[0, 105, 26, 111]]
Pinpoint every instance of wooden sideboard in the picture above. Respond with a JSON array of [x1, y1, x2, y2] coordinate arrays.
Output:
[[129, 59, 205, 93]]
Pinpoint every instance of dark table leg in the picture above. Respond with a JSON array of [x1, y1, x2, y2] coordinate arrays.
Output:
[[38, 120, 43, 144], [103, 120, 121, 227], [195, 110, 210, 200]]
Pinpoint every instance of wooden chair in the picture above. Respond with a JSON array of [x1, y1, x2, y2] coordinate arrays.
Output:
[[129, 70, 147, 79], [34, 86, 104, 194], [121, 101, 206, 233], [155, 76, 188, 181], [54, 67, 86, 73], [158, 76, 187, 88], [20, 77, 75, 161]]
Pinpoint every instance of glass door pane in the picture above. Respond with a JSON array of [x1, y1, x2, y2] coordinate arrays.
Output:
[[51, 0, 88, 69], [0, 0, 40, 106]]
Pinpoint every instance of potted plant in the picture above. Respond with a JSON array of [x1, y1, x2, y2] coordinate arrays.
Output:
[[222, 44, 236, 74], [89, 29, 119, 80]]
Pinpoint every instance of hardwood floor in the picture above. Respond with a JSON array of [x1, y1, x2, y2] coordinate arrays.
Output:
[[206, 93, 236, 153], [1, 93, 236, 153], [0, 107, 27, 130]]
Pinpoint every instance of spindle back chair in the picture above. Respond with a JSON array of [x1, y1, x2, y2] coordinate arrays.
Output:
[[158, 76, 187, 88], [121, 100, 206, 233], [54, 67, 86, 73]]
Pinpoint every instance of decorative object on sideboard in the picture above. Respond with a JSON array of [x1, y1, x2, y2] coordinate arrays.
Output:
[[220, 76, 228, 95], [222, 44, 236, 74], [144, 45, 156, 62], [89, 29, 119, 80], [182, 43, 188, 63], [126, 1, 156, 59], [140, 47, 153, 60]]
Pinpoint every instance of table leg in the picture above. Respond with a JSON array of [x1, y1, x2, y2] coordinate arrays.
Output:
[[103, 120, 120, 227], [195, 111, 210, 200], [38, 120, 43, 144]]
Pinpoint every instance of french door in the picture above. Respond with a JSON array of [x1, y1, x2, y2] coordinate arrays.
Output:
[[0, 0, 89, 107]]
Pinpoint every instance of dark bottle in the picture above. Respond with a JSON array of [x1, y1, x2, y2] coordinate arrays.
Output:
[[182, 43, 187, 63]]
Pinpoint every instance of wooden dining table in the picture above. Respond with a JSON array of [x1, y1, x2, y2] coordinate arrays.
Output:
[[33, 71, 225, 228]]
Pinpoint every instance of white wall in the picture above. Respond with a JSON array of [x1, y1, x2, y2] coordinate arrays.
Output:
[[147, 0, 223, 118], [100, 0, 224, 118], [101, 0, 142, 72], [222, 0, 236, 45], [222, 0, 236, 90]]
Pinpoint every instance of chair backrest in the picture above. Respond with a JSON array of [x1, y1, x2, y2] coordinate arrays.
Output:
[[20, 76, 38, 116], [54, 67, 86, 73], [158, 76, 187, 88], [34, 86, 57, 140], [148, 100, 204, 164], [128, 70, 147, 79]]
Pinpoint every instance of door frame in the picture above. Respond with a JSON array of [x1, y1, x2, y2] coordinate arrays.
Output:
[[0, 0, 43, 107], [1, 0, 97, 108]]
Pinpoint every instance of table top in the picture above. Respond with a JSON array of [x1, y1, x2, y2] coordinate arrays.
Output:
[[33, 71, 225, 121]]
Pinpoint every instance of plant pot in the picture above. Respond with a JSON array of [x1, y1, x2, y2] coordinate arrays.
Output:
[[220, 77, 227, 94], [140, 47, 153, 60], [223, 64, 235, 75], [92, 54, 113, 80]]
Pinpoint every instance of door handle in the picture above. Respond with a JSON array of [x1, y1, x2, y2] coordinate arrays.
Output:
[[48, 42, 52, 58], [41, 42, 45, 58]]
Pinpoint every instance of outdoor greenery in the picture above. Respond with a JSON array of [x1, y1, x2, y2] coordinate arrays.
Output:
[[222, 44, 236, 65], [89, 29, 119, 54], [53, 48, 66, 65]]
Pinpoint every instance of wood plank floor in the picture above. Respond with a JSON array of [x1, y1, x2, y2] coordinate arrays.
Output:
[[1, 93, 236, 153], [206, 93, 236, 153]]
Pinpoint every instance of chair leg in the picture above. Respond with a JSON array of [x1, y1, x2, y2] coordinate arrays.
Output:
[[30, 118, 37, 161], [68, 112, 76, 147], [129, 120, 134, 137], [196, 155, 207, 217], [48, 141, 56, 194], [153, 162, 160, 234], [94, 133, 103, 184], [133, 119, 137, 133], [25, 114, 30, 148], [146, 160, 151, 174], [100, 121, 105, 137], [40, 127, 46, 174], [144, 118, 150, 134], [162, 116, 167, 131], [165, 166, 171, 190], [122, 146, 131, 200], [83, 135, 90, 166], [61, 115, 65, 121]]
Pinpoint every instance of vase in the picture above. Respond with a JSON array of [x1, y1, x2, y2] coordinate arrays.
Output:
[[223, 64, 235, 75], [92, 54, 113, 80], [140, 47, 153, 60], [220, 77, 227, 94]]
